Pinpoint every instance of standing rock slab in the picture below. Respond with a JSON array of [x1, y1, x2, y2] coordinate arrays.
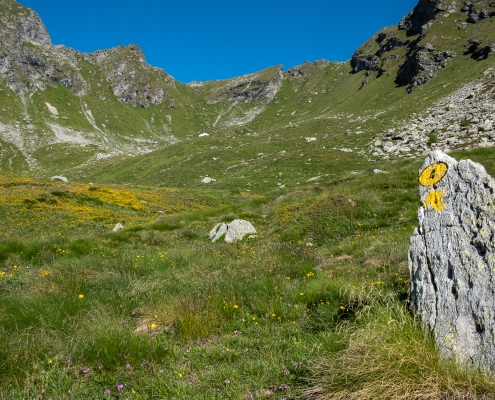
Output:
[[409, 150, 495, 372], [209, 219, 257, 243]]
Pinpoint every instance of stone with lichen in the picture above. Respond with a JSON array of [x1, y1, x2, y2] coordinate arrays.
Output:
[[409, 150, 495, 372]]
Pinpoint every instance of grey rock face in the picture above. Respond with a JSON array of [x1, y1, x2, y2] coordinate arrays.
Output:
[[409, 150, 495, 372], [468, 8, 495, 23], [0, 0, 52, 48], [227, 66, 283, 104], [0, 1, 174, 104], [0, 0, 86, 95]]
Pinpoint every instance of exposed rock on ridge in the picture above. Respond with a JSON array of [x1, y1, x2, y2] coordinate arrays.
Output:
[[193, 66, 284, 127], [85, 45, 175, 108], [397, 45, 456, 93], [285, 59, 330, 79], [210, 66, 284, 105], [399, 0, 445, 34], [409, 150, 495, 372], [351, 0, 495, 91]]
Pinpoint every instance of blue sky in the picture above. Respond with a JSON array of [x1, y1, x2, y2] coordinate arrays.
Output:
[[18, 0, 418, 83]]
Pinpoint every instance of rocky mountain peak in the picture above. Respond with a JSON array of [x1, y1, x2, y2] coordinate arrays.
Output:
[[0, 1, 174, 105], [0, 0, 52, 48], [85, 44, 175, 108]]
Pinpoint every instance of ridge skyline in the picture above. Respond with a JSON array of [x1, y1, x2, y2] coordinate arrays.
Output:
[[17, 0, 417, 83]]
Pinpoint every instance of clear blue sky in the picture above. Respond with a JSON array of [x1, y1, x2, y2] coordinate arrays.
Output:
[[18, 0, 418, 83]]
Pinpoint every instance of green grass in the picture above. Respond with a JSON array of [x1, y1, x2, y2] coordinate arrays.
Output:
[[2, 147, 495, 398], [303, 289, 495, 400]]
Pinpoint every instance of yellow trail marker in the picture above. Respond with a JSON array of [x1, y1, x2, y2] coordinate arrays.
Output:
[[419, 162, 448, 186], [424, 190, 446, 213]]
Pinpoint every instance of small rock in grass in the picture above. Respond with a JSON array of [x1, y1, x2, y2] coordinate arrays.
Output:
[[209, 220, 257, 243], [50, 175, 68, 183], [201, 177, 216, 183]]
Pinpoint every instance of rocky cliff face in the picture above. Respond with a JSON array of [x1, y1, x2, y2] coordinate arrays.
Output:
[[225, 66, 283, 105], [187, 65, 284, 127]]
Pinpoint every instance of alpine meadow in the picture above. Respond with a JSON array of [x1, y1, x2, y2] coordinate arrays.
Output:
[[2, 0, 495, 398]]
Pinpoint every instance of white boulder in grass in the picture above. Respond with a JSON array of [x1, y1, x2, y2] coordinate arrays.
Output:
[[209, 219, 257, 243], [112, 223, 125, 232]]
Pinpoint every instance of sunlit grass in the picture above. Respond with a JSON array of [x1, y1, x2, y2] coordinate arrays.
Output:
[[2, 148, 495, 398]]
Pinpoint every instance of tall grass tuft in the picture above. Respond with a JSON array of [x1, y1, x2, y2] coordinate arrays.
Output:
[[303, 289, 495, 399]]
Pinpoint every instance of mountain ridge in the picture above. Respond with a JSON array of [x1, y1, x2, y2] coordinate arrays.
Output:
[[0, 0, 494, 188]]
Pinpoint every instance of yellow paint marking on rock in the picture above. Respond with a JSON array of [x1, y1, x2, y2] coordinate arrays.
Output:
[[424, 190, 446, 213], [419, 162, 448, 186]]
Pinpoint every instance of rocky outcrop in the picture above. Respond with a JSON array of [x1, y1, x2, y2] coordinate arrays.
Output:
[[467, 7, 495, 23], [220, 66, 283, 104], [350, 0, 458, 84], [85, 45, 175, 108], [375, 37, 406, 57], [399, 0, 445, 34], [465, 39, 495, 60], [409, 150, 495, 372], [0, 0, 174, 105], [0, 0, 52, 48], [369, 68, 495, 159], [285, 59, 330, 79], [199, 66, 284, 127], [350, 53, 378, 73], [397, 47, 456, 93]]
